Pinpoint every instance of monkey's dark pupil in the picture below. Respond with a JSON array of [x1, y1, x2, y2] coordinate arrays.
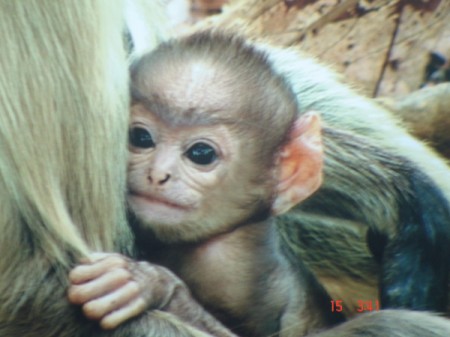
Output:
[[187, 143, 217, 165], [129, 127, 155, 148]]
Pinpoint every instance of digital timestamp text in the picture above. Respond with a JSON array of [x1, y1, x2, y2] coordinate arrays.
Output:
[[331, 300, 380, 313]]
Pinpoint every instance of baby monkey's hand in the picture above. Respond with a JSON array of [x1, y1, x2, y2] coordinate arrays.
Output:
[[68, 253, 187, 330]]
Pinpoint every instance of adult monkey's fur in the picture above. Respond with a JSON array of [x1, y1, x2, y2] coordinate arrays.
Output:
[[0, 1, 212, 336], [261, 45, 450, 315]]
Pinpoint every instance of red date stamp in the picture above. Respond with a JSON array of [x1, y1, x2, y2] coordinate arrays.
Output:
[[331, 300, 380, 313]]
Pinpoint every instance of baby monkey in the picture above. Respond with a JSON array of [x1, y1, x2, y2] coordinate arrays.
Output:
[[69, 31, 342, 337]]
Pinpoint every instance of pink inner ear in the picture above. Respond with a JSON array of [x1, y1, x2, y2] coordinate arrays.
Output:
[[273, 112, 323, 215]]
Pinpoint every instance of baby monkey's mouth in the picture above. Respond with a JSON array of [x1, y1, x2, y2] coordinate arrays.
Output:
[[128, 191, 192, 211]]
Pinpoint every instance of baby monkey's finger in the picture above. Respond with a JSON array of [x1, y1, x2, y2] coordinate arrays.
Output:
[[68, 268, 131, 305], [82, 280, 141, 321], [100, 297, 147, 330], [78, 252, 115, 264], [69, 254, 129, 284]]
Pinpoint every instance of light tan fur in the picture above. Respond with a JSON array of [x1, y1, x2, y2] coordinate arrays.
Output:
[[0, 1, 217, 336]]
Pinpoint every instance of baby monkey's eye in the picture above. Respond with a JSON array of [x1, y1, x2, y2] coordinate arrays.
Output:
[[186, 142, 217, 166], [129, 127, 155, 148]]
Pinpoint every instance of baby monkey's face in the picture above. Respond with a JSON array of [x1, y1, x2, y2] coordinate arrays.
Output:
[[126, 104, 268, 244]]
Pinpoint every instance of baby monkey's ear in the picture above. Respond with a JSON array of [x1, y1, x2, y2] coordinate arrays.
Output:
[[272, 112, 323, 215]]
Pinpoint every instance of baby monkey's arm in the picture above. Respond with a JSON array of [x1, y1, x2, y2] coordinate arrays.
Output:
[[68, 253, 237, 337]]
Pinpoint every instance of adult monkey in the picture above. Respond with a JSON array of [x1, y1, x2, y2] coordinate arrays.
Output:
[[0, 1, 237, 337]]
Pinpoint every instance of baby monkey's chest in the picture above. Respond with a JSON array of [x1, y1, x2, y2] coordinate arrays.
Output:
[[173, 238, 281, 323]]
